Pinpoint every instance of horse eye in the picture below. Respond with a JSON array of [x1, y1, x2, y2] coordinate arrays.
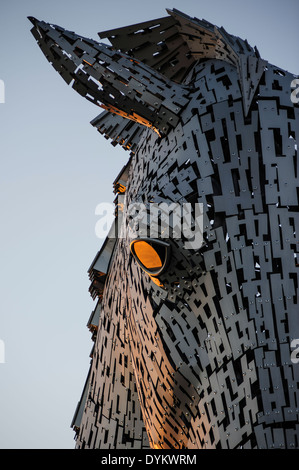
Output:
[[130, 238, 171, 277]]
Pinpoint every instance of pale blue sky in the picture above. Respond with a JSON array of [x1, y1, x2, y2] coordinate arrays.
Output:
[[0, 0, 298, 449]]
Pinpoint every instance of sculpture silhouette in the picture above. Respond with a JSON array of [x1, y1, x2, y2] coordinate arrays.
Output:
[[29, 9, 299, 449]]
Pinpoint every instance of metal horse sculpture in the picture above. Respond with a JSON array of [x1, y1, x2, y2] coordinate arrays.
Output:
[[29, 9, 299, 449]]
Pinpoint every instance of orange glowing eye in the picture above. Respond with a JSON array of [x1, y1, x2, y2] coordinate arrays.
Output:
[[133, 241, 163, 270], [130, 238, 171, 276]]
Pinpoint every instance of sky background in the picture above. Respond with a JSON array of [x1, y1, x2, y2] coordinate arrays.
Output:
[[0, 0, 298, 449]]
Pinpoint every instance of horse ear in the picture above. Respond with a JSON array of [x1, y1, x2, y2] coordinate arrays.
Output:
[[98, 12, 194, 84], [99, 8, 268, 116], [29, 17, 189, 140]]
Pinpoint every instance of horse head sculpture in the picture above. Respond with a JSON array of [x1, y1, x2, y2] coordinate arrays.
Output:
[[29, 9, 299, 449]]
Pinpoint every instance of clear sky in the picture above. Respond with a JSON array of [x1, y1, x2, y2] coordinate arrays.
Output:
[[0, 0, 298, 449]]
